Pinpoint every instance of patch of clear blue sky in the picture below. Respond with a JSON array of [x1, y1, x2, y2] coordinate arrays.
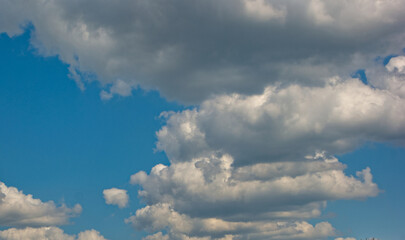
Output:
[[0, 31, 183, 239], [1, 30, 404, 240]]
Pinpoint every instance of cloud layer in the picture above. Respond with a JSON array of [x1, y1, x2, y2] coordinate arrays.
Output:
[[1, 0, 405, 102], [0, 182, 81, 227]]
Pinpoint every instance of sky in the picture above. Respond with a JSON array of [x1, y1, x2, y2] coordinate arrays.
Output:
[[0, 1, 405, 240]]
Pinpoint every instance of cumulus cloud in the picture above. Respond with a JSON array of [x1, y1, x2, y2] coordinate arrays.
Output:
[[157, 77, 405, 166], [127, 71, 405, 239], [128, 152, 376, 239], [1, 1, 404, 239], [367, 55, 405, 98], [1, 0, 405, 102], [0, 227, 107, 240], [103, 188, 129, 208], [0, 182, 81, 227], [127, 203, 335, 240]]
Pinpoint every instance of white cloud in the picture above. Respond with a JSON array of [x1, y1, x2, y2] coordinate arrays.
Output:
[[77, 230, 107, 240], [386, 56, 405, 73], [1, 1, 404, 239], [1, 0, 405, 102], [128, 152, 377, 239], [103, 188, 129, 208], [142, 232, 169, 240], [0, 227, 107, 240], [157, 78, 405, 166], [127, 203, 335, 240], [0, 182, 81, 227], [367, 55, 405, 98], [127, 73, 405, 238]]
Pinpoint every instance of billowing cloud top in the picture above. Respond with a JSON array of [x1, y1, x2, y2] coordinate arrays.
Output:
[[0, 182, 81, 227], [1, 0, 405, 102]]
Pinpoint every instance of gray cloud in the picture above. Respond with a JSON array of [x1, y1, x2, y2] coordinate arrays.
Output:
[[1, 0, 405, 102], [1, 1, 405, 239], [0, 182, 81, 227]]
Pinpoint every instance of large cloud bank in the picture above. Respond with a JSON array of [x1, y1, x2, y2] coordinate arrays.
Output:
[[0, 0, 405, 102], [128, 69, 405, 239], [1, 0, 405, 239]]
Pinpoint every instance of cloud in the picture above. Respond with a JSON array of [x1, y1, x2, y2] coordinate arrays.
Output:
[[0, 227, 107, 240], [242, 0, 286, 22], [156, 77, 405, 166], [103, 188, 129, 208], [128, 152, 376, 239], [386, 56, 405, 73], [1, 1, 404, 239], [0, 182, 81, 227], [127, 70, 405, 238], [77, 230, 107, 240], [367, 55, 405, 98], [127, 203, 335, 240], [1, 0, 405, 102], [335, 238, 356, 240]]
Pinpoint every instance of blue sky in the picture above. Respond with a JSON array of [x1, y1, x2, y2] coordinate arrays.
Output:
[[0, 31, 183, 239], [1, 1, 405, 240]]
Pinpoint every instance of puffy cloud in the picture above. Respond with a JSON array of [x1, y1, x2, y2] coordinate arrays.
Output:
[[143, 232, 170, 240], [157, 78, 405, 166], [1, 0, 405, 102], [128, 203, 335, 240], [103, 188, 129, 208], [386, 56, 405, 73], [0, 227, 107, 240], [128, 152, 377, 239], [0, 182, 81, 227], [367, 55, 405, 98], [127, 73, 405, 239], [1, 1, 403, 239], [130, 154, 378, 220], [77, 230, 107, 240]]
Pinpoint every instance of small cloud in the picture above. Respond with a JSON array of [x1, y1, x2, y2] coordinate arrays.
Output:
[[100, 90, 113, 100], [103, 188, 129, 208], [100, 79, 134, 100]]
